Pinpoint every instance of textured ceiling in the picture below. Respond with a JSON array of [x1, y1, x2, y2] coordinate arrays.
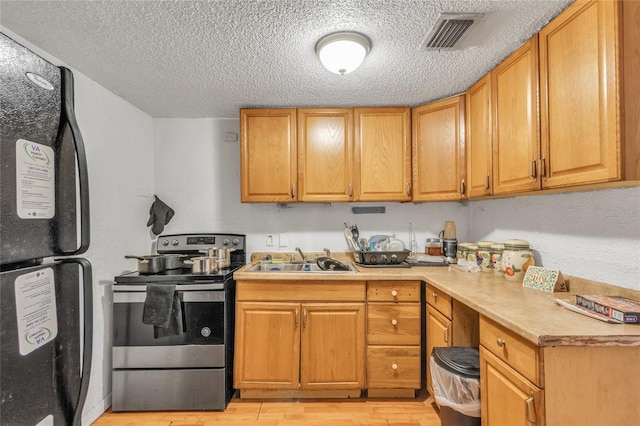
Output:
[[0, 0, 572, 118]]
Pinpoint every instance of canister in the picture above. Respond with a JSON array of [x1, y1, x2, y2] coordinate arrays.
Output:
[[466, 244, 478, 264], [490, 243, 505, 277], [501, 239, 535, 282], [476, 241, 496, 272], [456, 242, 471, 262]]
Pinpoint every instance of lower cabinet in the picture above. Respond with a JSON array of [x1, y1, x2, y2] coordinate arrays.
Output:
[[366, 281, 422, 397], [425, 304, 451, 396], [234, 280, 366, 398]]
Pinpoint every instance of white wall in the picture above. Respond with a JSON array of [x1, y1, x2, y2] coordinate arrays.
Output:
[[1, 29, 157, 425], [154, 118, 640, 290]]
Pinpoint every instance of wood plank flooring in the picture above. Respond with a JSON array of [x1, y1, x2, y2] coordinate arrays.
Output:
[[92, 391, 441, 425]]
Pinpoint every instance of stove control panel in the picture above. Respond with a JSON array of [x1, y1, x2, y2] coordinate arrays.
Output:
[[157, 233, 245, 254]]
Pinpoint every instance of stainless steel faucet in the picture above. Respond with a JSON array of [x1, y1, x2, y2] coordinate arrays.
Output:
[[323, 248, 331, 258], [295, 247, 305, 261]]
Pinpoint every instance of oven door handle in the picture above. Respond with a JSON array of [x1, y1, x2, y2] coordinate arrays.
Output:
[[113, 291, 225, 303]]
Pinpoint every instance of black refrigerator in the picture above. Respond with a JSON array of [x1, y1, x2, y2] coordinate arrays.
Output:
[[0, 33, 92, 426]]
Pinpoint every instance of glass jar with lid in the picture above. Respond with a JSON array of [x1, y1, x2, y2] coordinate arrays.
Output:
[[489, 243, 505, 277], [501, 239, 534, 282], [476, 241, 496, 272], [424, 238, 442, 256]]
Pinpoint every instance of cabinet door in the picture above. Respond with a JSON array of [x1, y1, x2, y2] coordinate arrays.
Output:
[[234, 302, 300, 389], [425, 304, 451, 397], [492, 37, 541, 195], [300, 303, 366, 390], [412, 95, 466, 201], [480, 346, 545, 426], [539, 0, 620, 187], [240, 108, 297, 202], [466, 74, 493, 198], [354, 108, 412, 201], [297, 108, 354, 202]]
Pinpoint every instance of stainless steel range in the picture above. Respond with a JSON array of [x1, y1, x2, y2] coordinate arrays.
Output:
[[112, 233, 246, 411]]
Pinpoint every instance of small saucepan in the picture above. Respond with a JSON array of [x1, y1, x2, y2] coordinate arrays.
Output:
[[125, 255, 166, 274], [199, 247, 235, 269]]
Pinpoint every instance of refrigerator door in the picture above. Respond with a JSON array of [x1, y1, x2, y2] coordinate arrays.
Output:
[[0, 33, 90, 265], [0, 259, 92, 426]]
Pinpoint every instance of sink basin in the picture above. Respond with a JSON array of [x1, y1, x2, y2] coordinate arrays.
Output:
[[246, 262, 358, 273]]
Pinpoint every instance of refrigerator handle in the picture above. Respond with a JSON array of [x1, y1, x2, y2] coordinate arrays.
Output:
[[57, 257, 93, 426], [59, 67, 90, 255]]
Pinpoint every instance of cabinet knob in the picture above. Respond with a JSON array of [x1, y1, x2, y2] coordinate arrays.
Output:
[[433, 292, 438, 300], [391, 319, 398, 326], [391, 363, 398, 370], [497, 338, 506, 347], [391, 290, 398, 297]]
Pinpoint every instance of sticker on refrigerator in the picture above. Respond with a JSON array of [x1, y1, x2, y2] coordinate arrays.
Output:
[[14, 267, 58, 356], [16, 139, 55, 219]]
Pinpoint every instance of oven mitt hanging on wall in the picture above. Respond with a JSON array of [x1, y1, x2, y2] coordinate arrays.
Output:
[[147, 195, 175, 235]]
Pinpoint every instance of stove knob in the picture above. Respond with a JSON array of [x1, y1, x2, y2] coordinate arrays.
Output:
[[172, 239, 179, 246], [232, 238, 240, 246], [201, 327, 211, 338], [161, 239, 169, 246], [223, 238, 230, 246]]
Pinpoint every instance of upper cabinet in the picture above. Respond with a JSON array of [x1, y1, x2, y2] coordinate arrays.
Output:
[[354, 108, 412, 202], [412, 96, 466, 201], [241, 107, 410, 203], [240, 108, 297, 202], [539, 0, 639, 187], [297, 108, 353, 202], [466, 74, 493, 198], [492, 36, 541, 195]]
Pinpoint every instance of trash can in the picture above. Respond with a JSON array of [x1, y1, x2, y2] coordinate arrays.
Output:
[[430, 347, 481, 426]]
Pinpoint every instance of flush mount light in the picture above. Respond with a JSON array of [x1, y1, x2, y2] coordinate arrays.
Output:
[[315, 31, 371, 75]]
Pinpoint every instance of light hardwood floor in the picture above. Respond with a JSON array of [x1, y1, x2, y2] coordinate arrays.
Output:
[[92, 391, 441, 425]]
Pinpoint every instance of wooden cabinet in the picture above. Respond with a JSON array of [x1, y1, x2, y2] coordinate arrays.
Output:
[[539, 0, 640, 187], [234, 280, 366, 398], [480, 316, 544, 426], [366, 281, 421, 397], [354, 108, 412, 201], [492, 36, 541, 195], [466, 74, 493, 198], [240, 108, 297, 202], [241, 107, 411, 203], [297, 108, 354, 202], [412, 95, 466, 201]]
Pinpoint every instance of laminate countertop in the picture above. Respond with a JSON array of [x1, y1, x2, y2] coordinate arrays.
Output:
[[234, 257, 640, 348]]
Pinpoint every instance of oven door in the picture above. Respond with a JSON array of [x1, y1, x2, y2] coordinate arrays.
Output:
[[112, 284, 226, 369]]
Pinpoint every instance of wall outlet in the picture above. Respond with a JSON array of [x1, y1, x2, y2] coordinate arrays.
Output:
[[223, 131, 238, 142]]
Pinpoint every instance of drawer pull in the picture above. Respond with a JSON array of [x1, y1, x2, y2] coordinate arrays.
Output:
[[497, 338, 506, 347], [391, 363, 398, 370], [391, 290, 398, 297], [295, 309, 299, 327], [444, 327, 449, 343], [391, 319, 398, 326], [432, 292, 438, 301], [303, 308, 307, 329], [526, 391, 536, 425]]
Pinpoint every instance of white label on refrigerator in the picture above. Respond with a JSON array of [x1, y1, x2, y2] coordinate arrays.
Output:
[[36, 415, 54, 426], [16, 139, 55, 219], [14, 267, 58, 356]]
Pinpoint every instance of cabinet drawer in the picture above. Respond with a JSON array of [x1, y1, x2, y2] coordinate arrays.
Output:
[[367, 304, 421, 346], [367, 281, 420, 302], [480, 316, 540, 386], [367, 346, 421, 389], [426, 284, 452, 318]]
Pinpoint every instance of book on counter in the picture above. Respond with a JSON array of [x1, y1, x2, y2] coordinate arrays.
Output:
[[575, 295, 640, 324]]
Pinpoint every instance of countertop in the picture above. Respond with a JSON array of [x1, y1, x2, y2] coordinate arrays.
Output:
[[234, 255, 640, 348]]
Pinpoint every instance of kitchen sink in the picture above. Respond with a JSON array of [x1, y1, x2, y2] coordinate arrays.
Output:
[[246, 261, 358, 273]]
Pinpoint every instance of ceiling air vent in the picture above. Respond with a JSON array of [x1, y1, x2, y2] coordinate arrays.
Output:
[[421, 13, 486, 50]]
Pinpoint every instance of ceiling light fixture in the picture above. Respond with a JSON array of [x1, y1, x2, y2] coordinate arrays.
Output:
[[315, 31, 371, 75]]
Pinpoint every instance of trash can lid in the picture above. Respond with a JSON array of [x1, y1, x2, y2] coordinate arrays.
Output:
[[432, 347, 480, 379]]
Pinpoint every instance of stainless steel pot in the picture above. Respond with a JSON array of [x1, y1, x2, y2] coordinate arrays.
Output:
[[124, 255, 166, 274], [164, 254, 187, 270], [184, 256, 226, 274], [199, 247, 234, 269]]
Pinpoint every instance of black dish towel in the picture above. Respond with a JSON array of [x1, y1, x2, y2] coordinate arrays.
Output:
[[146, 195, 175, 235], [142, 284, 183, 338]]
